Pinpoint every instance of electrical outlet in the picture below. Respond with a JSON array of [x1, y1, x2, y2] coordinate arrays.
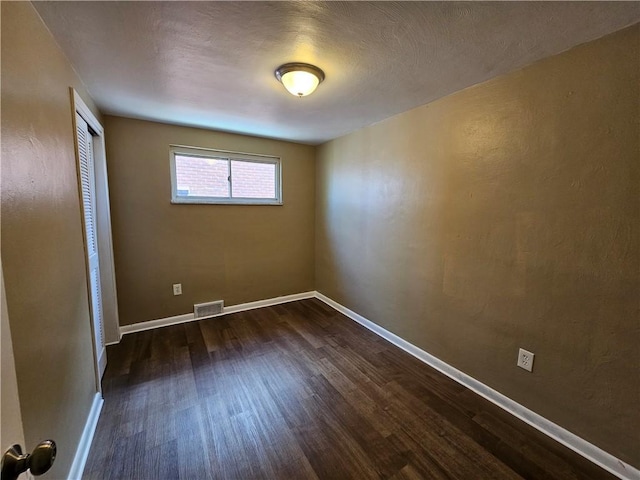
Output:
[[172, 283, 182, 296], [517, 348, 535, 372]]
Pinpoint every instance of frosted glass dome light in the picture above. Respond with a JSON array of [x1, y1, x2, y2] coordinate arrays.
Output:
[[275, 63, 325, 97]]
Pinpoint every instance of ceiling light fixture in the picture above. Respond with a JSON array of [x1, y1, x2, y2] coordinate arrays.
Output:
[[275, 63, 325, 97]]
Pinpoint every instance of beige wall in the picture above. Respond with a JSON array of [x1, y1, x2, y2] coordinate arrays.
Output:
[[316, 25, 639, 467], [104, 116, 315, 326], [1, 2, 103, 477]]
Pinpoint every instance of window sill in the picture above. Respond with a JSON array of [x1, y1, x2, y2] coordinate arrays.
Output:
[[171, 197, 283, 206]]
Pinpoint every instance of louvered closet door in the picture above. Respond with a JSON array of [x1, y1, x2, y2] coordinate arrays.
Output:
[[76, 113, 107, 378]]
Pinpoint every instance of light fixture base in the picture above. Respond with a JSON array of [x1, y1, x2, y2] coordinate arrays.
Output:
[[274, 63, 325, 83]]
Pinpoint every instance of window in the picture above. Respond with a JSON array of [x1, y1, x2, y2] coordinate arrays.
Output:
[[170, 145, 282, 205]]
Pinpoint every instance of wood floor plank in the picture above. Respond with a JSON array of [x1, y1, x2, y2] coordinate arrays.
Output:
[[84, 300, 618, 479], [306, 373, 409, 477], [383, 432, 453, 480]]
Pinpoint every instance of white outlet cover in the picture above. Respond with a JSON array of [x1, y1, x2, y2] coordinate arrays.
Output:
[[173, 283, 182, 295], [517, 348, 535, 372]]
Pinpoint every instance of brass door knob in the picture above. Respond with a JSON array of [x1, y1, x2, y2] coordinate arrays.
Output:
[[1, 440, 56, 480]]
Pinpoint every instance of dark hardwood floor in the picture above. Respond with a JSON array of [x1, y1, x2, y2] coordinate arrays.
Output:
[[83, 299, 616, 479]]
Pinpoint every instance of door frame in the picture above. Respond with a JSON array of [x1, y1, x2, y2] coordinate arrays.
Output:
[[1, 259, 26, 457], [70, 89, 120, 387]]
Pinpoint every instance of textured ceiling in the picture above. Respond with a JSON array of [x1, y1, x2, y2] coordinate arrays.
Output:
[[34, 1, 640, 145]]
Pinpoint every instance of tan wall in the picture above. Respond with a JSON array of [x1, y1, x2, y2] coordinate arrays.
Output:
[[316, 25, 639, 467], [1, 2, 103, 477], [104, 116, 315, 326]]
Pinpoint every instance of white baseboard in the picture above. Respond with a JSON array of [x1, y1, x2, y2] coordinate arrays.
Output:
[[120, 312, 193, 336], [68, 392, 103, 480], [119, 291, 316, 336], [313, 292, 639, 480]]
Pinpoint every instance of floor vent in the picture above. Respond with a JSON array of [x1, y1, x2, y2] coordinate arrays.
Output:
[[194, 300, 224, 319]]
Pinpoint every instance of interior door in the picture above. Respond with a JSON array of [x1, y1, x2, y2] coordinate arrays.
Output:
[[76, 113, 107, 378]]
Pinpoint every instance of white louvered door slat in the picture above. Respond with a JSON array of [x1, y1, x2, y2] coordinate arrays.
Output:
[[76, 113, 106, 378]]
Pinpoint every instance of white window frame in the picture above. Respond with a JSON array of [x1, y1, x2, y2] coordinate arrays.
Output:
[[170, 145, 282, 205]]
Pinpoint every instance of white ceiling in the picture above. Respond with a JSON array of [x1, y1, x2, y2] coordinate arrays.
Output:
[[34, 2, 640, 145]]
